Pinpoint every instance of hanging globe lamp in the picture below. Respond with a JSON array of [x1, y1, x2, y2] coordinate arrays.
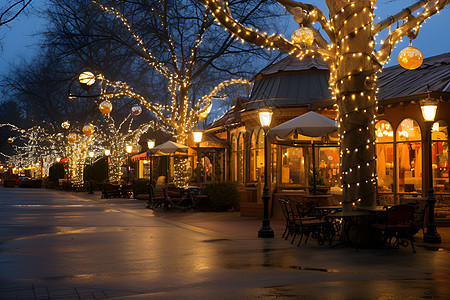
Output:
[[398, 46, 423, 70], [99, 100, 113, 114], [291, 27, 314, 45], [131, 105, 142, 116], [67, 133, 77, 143], [82, 123, 94, 135]]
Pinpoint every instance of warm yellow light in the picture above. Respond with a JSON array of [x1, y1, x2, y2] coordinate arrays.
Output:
[[421, 98, 438, 122], [193, 130, 203, 143], [398, 46, 423, 70], [99, 100, 113, 114], [78, 71, 95, 86], [7, 137, 14, 143], [89, 151, 95, 158], [126, 145, 133, 153], [56, 157, 61, 162], [82, 123, 94, 135], [147, 139, 155, 149], [132, 105, 142, 116], [291, 27, 314, 45], [198, 103, 212, 121], [67, 133, 77, 143], [104, 149, 111, 156], [61, 121, 70, 129], [259, 109, 273, 128]]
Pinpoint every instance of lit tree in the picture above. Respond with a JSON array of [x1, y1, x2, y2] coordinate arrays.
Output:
[[95, 113, 168, 183], [87, 0, 285, 143], [0, 123, 65, 177], [203, 0, 449, 210]]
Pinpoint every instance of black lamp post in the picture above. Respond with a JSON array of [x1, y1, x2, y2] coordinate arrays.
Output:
[[88, 151, 94, 194], [420, 98, 441, 244], [258, 109, 274, 238], [147, 139, 155, 183], [193, 128, 203, 187], [126, 145, 133, 183], [104, 149, 110, 182]]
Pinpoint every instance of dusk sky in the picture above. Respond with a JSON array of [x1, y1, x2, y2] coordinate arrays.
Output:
[[1, 1, 449, 78]]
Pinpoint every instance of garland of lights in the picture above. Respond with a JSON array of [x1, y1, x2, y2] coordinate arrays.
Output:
[[92, 1, 251, 144], [202, 0, 449, 209]]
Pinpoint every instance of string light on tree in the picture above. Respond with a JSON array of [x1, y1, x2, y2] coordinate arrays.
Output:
[[202, 0, 450, 210]]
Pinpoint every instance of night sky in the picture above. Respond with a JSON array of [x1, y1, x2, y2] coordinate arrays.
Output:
[[1, 1, 449, 77]]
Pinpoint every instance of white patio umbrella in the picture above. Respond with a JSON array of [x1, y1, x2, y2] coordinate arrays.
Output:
[[147, 140, 189, 155], [268, 111, 338, 140], [267, 111, 338, 194]]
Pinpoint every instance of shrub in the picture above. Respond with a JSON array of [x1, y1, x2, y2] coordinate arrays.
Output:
[[202, 181, 240, 211], [132, 178, 151, 197]]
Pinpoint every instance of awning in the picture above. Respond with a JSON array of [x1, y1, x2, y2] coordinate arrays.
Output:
[[268, 111, 338, 140], [131, 152, 149, 162]]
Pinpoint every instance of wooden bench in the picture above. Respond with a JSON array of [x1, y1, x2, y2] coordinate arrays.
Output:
[[101, 183, 120, 199]]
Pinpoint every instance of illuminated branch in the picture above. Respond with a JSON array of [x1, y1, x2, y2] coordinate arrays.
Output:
[[93, 0, 173, 79], [276, 0, 335, 42], [201, 0, 334, 61], [101, 77, 170, 124], [188, 78, 251, 126], [376, 0, 449, 65]]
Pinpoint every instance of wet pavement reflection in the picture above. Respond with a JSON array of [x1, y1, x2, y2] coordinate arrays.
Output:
[[1, 187, 450, 299]]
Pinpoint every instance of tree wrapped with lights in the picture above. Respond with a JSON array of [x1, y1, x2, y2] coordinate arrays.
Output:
[[203, 0, 449, 210], [0, 123, 66, 177], [95, 113, 167, 183], [88, 0, 255, 143]]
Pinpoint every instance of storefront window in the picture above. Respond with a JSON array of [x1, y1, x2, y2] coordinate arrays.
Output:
[[396, 118, 422, 193], [231, 134, 237, 181], [376, 120, 394, 192], [432, 121, 449, 193], [237, 133, 244, 184], [280, 145, 308, 186], [250, 128, 264, 182], [317, 146, 340, 189]]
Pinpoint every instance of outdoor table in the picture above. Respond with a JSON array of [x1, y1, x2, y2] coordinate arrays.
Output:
[[327, 210, 371, 248], [302, 194, 332, 205], [316, 205, 342, 215]]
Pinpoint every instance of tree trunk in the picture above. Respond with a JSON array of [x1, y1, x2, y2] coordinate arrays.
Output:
[[328, 0, 381, 210]]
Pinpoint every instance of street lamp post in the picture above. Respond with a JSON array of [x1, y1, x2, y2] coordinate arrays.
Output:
[[104, 149, 110, 182], [193, 128, 203, 187], [258, 109, 274, 238], [126, 144, 133, 183], [147, 139, 155, 183], [421, 98, 441, 244], [88, 151, 94, 194]]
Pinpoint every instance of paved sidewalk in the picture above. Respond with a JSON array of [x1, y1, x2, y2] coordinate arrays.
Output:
[[1, 187, 449, 299]]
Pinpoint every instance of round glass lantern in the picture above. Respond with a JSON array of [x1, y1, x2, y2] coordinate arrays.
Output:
[[398, 46, 423, 70], [67, 133, 77, 143], [82, 123, 94, 135], [99, 100, 113, 114], [131, 105, 142, 116], [7, 137, 14, 143], [291, 27, 314, 45], [78, 71, 95, 86], [61, 121, 70, 129]]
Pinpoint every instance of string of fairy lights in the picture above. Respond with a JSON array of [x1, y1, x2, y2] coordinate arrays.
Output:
[[91, 1, 251, 144], [202, 0, 449, 208]]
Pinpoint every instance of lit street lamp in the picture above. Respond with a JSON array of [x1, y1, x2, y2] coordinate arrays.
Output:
[[88, 151, 95, 194], [421, 97, 441, 243], [104, 149, 110, 182], [126, 144, 133, 183], [258, 109, 274, 238], [147, 139, 155, 183], [193, 128, 203, 186]]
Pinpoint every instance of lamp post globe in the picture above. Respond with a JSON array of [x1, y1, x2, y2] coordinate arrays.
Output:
[[420, 97, 441, 244], [258, 109, 274, 238]]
